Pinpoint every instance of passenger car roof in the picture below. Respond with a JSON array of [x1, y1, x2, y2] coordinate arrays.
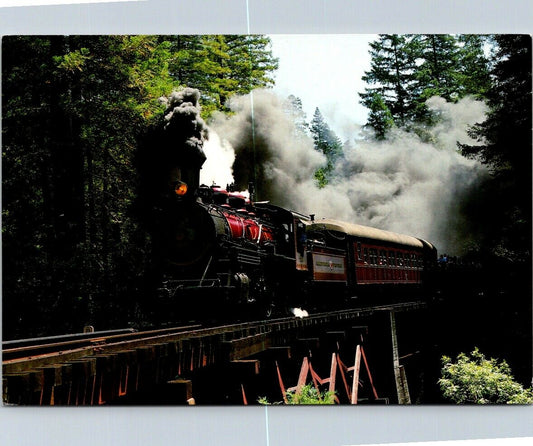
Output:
[[305, 218, 425, 249]]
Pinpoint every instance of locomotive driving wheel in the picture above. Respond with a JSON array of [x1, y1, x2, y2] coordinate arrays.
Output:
[[251, 275, 275, 319]]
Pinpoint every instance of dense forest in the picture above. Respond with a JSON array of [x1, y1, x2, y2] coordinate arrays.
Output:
[[2, 35, 278, 338], [2, 34, 531, 340]]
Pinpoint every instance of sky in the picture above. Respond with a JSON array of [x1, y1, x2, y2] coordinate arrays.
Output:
[[268, 34, 377, 141]]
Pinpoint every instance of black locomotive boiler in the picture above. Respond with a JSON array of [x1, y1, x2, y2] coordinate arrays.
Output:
[[153, 142, 437, 320]]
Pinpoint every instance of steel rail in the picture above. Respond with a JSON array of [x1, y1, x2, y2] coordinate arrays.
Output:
[[2, 324, 202, 362]]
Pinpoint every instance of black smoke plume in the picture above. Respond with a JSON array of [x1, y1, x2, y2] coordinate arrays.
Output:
[[136, 87, 208, 222], [159, 87, 208, 168]]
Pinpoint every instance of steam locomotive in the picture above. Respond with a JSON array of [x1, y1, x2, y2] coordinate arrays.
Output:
[[154, 141, 437, 319]]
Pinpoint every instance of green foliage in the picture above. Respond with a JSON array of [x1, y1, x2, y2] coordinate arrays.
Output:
[[2, 36, 177, 336], [164, 35, 278, 118], [286, 384, 336, 405], [360, 34, 417, 131], [258, 384, 336, 405], [360, 34, 491, 136], [364, 93, 395, 140], [2, 34, 278, 338], [310, 108, 343, 187], [410, 35, 464, 102], [457, 35, 492, 99], [314, 168, 329, 189], [56, 47, 91, 72], [460, 35, 531, 171], [438, 348, 533, 404]]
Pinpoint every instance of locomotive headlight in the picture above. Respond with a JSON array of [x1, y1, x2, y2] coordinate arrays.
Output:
[[174, 181, 188, 196]]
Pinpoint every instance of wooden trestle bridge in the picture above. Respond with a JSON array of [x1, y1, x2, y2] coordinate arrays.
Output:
[[2, 301, 425, 405]]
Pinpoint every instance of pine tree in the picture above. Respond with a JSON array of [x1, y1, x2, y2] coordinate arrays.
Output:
[[360, 34, 492, 134], [412, 35, 463, 99], [165, 35, 205, 87], [310, 108, 343, 187], [310, 108, 343, 160], [165, 35, 278, 117], [457, 34, 492, 99], [364, 93, 395, 140], [225, 35, 278, 94], [459, 35, 532, 260], [359, 34, 417, 132], [283, 94, 309, 138]]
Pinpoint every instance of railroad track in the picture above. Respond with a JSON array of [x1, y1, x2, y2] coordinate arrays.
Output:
[[2, 301, 426, 405], [3, 302, 423, 368], [2, 325, 202, 362]]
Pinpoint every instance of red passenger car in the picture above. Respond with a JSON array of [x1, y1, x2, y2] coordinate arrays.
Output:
[[301, 218, 436, 299]]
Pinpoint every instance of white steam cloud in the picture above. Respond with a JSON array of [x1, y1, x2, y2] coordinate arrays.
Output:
[[209, 90, 326, 202], [207, 90, 488, 254], [201, 130, 235, 187]]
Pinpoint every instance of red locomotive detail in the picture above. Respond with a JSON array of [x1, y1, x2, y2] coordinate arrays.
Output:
[[221, 210, 275, 244]]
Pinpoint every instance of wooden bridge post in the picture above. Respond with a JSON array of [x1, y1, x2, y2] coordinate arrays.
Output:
[[350, 346, 362, 404], [390, 311, 410, 404]]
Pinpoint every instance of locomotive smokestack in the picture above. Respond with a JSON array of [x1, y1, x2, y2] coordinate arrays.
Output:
[[158, 88, 209, 197]]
